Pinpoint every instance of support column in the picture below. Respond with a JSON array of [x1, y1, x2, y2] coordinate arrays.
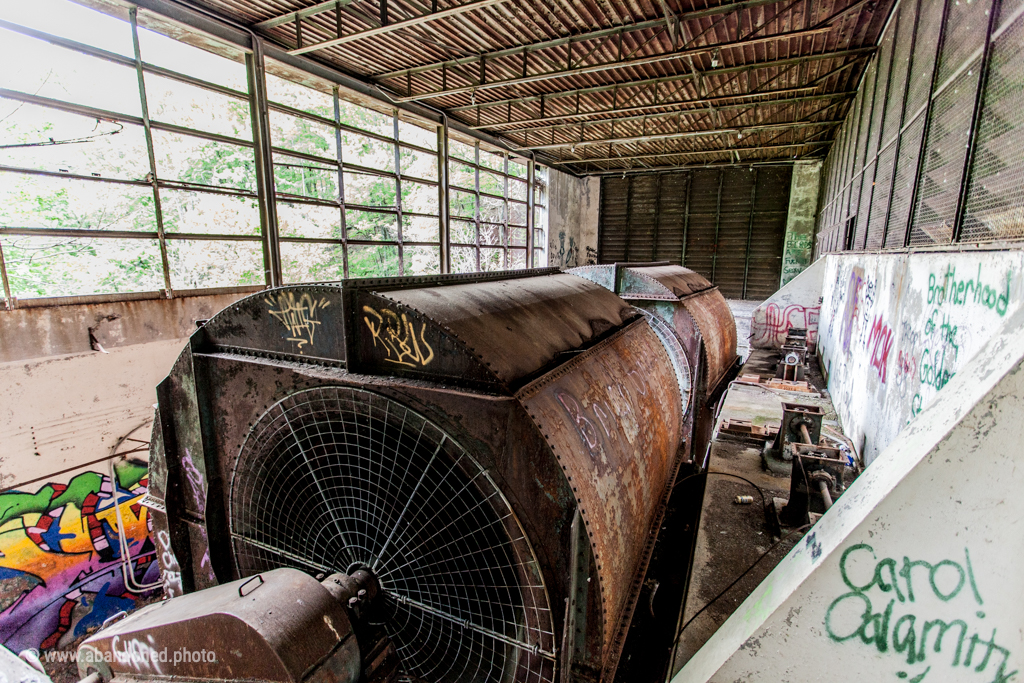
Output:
[[780, 160, 822, 287]]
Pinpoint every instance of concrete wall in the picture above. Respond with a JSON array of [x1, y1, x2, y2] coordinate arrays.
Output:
[[780, 160, 822, 286], [0, 290, 250, 654], [750, 256, 825, 349], [547, 170, 599, 268], [818, 250, 1024, 464], [675, 302, 1024, 683]]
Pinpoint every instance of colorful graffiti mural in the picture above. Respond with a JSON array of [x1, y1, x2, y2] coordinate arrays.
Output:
[[0, 461, 159, 654]]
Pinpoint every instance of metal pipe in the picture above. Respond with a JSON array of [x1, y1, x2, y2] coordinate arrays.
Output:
[[289, 0, 508, 55], [395, 26, 834, 102], [558, 141, 831, 166], [951, 0, 1003, 243], [742, 168, 758, 298], [375, 0, 789, 80], [332, 86, 350, 278], [903, 0, 954, 247], [130, 8, 174, 297], [445, 48, 875, 114], [522, 120, 843, 152], [476, 91, 855, 135], [799, 423, 812, 445], [817, 479, 833, 509], [526, 154, 535, 267], [254, 0, 358, 29], [393, 110, 406, 274], [438, 118, 451, 273]]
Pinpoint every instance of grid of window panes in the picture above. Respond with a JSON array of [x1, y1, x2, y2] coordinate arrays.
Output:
[[534, 165, 548, 268], [448, 139, 533, 273], [0, 0, 264, 298], [0, 0, 548, 305], [265, 70, 442, 282]]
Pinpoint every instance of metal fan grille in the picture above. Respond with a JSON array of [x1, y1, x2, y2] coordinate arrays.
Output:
[[634, 308, 691, 423], [229, 387, 555, 683]]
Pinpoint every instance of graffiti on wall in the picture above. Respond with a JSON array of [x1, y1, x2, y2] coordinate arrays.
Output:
[[751, 303, 821, 347], [781, 231, 815, 285], [840, 267, 866, 355], [554, 231, 580, 268], [866, 315, 895, 384], [821, 258, 1020, 462], [0, 462, 159, 653], [825, 543, 1015, 683]]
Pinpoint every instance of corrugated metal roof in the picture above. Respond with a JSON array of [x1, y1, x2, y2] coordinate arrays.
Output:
[[188, 0, 894, 171]]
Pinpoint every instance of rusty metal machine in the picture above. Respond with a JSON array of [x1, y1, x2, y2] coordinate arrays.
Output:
[[78, 267, 737, 683]]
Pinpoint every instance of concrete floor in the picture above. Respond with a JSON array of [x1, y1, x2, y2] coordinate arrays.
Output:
[[670, 342, 851, 674]]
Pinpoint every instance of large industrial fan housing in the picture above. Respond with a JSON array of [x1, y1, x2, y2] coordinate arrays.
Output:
[[145, 267, 736, 683]]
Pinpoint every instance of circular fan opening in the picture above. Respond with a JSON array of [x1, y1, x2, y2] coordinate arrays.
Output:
[[229, 387, 554, 683]]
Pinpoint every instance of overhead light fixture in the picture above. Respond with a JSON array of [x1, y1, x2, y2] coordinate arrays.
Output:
[[710, 48, 720, 68]]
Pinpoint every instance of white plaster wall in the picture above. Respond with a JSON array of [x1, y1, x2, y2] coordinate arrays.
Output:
[[817, 250, 1024, 464], [676, 303, 1024, 683], [547, 171, 599, 268], [0, 339, 185, 488], [750, 257, 826, 349]]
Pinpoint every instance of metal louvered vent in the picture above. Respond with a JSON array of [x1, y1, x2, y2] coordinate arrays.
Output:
[[229, 387, 555, 683], [634, 308, 692, 425]]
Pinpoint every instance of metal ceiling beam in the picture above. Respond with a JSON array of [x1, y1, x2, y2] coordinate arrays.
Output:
[[444, 47, 874, 114], [553, 140, 832, 165], [288, 0, 508, 55], [479, 91, 855, 136], [521, 119, 842, 151], [392, 25, 834, 102], [253, 0, 359, 30], [468, 86, 837, 130], [582, 157, 807, 174], [373, 0, 787, 80]]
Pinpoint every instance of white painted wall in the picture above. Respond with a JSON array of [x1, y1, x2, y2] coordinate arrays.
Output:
[[0, 339, 184, 488], [675, 302, 1024, 683], [750, 257, 826, 349], [818, 250, 1024, 464], [547, 171, 599, 268]]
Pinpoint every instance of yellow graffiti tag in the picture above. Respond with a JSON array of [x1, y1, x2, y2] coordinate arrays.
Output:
[[362, 305, 434, 367], [266, 292, 331, 352]]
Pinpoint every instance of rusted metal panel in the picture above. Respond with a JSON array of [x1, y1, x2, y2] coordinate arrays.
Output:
[[680, 289, 738, 394], [516, 320, 681, 668], [144, 269, 724, 682], [200, 285, 347, 364], [621, 265, 715, 299], [379, 273, 635, 388], [344, 289, 498, 389]]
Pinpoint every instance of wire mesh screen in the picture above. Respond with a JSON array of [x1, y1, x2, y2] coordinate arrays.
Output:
[[886, 115, 927, 247], [961, 8, 1024, 243], [855, 160, 876, 249], [867, 37, 894, 163], [880, 5, 916, 149], [230, 387, 556, 683], [867, 143, 897, 249], [908, 59, 981, 245], [814, 0, 1024, 255], [904, 0, 943, 123]]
